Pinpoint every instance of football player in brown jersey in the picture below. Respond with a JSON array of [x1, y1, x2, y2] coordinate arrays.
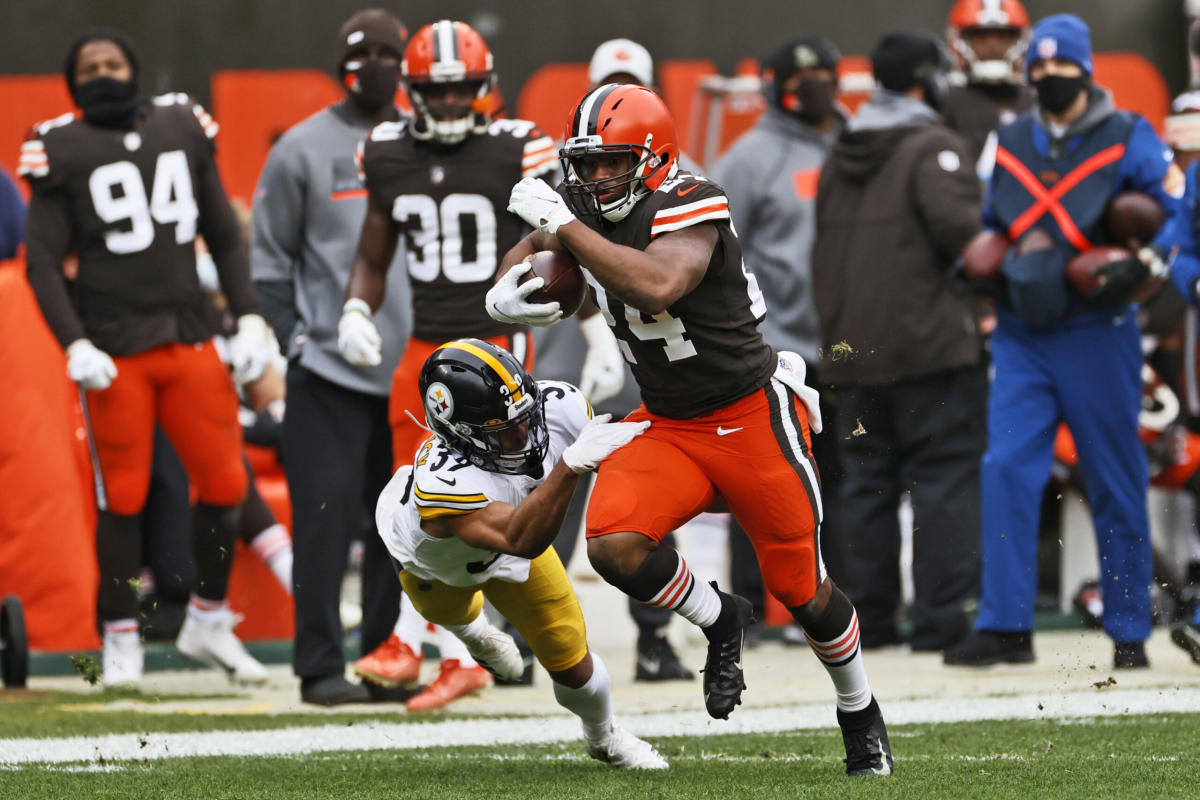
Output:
[[19, 28, 278, 689], [494, 84, 893, 776], [340, 19, 558, 710]]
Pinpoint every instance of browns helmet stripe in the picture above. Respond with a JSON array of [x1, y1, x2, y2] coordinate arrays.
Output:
[[573, 83, 619, 139]]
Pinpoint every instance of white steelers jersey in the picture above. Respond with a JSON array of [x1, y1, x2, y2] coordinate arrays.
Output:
[[376, 380, 592, 587]]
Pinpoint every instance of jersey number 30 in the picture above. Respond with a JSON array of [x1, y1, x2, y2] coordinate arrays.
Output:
[[393, 193, 497, 283], [88, 150, 198, 255]]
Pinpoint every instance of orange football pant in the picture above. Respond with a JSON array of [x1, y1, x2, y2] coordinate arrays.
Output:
[[586, 379, 824, 608], [84, 341, 247, 515], [389, 332, 534, 470]]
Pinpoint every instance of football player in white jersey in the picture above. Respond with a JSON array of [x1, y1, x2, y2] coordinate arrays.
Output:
[[375, 338, 665, 769]]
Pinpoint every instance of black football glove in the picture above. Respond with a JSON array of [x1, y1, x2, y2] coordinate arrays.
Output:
[[1087, 255, 1148, 307]]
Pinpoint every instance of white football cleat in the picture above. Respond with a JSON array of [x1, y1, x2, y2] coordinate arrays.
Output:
[[465, 622, 525, 683], [102, 629, 143, 689], [585, 722, 669, 770], [176, 607, 268, 685]]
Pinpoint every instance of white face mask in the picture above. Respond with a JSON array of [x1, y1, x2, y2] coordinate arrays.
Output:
[[195, 251, 220, 293]]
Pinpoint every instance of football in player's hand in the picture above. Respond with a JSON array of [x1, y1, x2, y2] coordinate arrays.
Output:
[[1066, 245, 1134, 296], [520, 250, 587, 317], [1105, 191, 1165, 247]]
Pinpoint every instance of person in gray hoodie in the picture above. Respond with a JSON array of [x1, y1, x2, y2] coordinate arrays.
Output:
[[710, 36, 846, 644], [811, 33, 986, 652], [250, 9, 411, 706]]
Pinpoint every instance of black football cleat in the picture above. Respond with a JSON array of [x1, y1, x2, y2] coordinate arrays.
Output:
[[700, 586, 755, 719], [635, 634, 694, 682], [943, 630, 1034, 666], [1171, 621, 1200, 665], [838, 698, 894, 777], [1113, 641, 1149, 669]]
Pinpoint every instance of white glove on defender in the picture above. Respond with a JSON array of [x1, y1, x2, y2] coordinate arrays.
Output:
[[230, 314, 280, 384], [66, 338, 118, 390], [579, 313, 625, 404], [485, 261, 563, 327], [773, 350, 823, 434], [562, 413, 651, 474], [338, 298, 383, 366], [508, 177, 577, 236]]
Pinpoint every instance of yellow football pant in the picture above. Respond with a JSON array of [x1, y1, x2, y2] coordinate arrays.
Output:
[[398, 548, 588, 673]]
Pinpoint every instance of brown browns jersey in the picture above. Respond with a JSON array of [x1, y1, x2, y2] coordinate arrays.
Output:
[[360, 118, 557, 342], [19, 95, 257, 356], [570, 169, 776, 419]]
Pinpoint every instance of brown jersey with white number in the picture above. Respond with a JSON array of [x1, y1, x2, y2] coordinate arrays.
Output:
[[359, 118, 557, 342], [19, 95, 257, 355], [569, 169, 776, 419]]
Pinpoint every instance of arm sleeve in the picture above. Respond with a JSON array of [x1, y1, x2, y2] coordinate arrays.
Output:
[[912, 131, 984, 262], [1169, 162, 1200, 304], [1116, 118, 1182, 252], [250, 138, 306, 343], [24, 189, 85, 346]]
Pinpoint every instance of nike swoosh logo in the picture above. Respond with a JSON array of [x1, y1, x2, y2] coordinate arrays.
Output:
[[677, 184, 698, 197], [437, 476, 457, 486], [716, 427, 743, 436]]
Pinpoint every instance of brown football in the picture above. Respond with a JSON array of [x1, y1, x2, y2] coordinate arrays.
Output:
[[960, 230, 1011, 280], [1065, 245, 1133, 295], [519, 249, 587, 317], [1105, 191, 1165, 247]]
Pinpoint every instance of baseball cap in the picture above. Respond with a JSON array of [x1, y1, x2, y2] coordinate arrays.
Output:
[[588, 38, 654, 87]]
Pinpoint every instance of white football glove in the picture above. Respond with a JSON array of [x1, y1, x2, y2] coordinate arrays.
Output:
[[338, 298, 383, 366], [485, 261, 563, 327], [230, 314, 280, 384], [66, 338, 117, 390], [508, 176, 577, 236], [562, 413, 651, 474], [578, 313, 625, 404]]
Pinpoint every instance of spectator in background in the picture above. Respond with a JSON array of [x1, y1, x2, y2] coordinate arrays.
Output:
[[251, 9, 410, 706], [943, 0, 1035, 166], [532, 37, 694, 683], [710, 36, 846, 645], [944, 14, 1178, 669], [811, 33, 985, 652], [0, 169, 24, 259]]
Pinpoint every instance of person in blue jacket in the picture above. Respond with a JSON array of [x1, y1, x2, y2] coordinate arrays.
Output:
[[945, 13, 1182, 670]]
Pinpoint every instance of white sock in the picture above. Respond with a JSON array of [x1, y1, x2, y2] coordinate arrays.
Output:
[[805, 610, 872, 712], [248, 523, 292, 595], [436, 625, 478, 667], [442, 612, 491, 645], [647, 552, 721, 628], [393, 592, 428, 651], [188, 595, 228, 623], [103, 618, 139, 637], [552, 652, 614, 742]]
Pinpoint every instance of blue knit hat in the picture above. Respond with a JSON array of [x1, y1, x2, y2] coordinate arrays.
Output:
[[1026, 14, 1093, 78]]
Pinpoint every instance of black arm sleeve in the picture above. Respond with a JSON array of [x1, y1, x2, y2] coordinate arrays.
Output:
[[24, 190, 85, 347], [253, 279, 298, 351], [194, 149, 260, 318]]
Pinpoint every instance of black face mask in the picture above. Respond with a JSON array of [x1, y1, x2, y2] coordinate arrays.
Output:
[[345, 60, 401, 112], [1034, 74, 1087, 115], [75, 76, 139, 128], [784, 79, 837, 124]]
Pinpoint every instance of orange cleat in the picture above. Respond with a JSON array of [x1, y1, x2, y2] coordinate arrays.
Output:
[[404, 660, 493, 712], [353, 634, 421, 688]]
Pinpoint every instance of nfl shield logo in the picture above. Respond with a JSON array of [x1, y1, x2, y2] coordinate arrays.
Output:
[[1036, 37, 1057, 60], [123, 132, 141, 151], [430, 165, 445, 185]]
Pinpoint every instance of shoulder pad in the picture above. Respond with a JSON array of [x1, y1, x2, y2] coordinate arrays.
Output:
[[649, 175, 729, 238], [521, 133, 557, 178], [486, 118, 540, 139], [368, 120, 408, 142], [28, 112, 77, 138], [153, 94, 219, 140], [411, 438, 491, 520]]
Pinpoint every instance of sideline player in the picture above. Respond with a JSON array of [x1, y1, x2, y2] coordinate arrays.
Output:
[[340, 19, 558, 709], [374, 339, 665, 769], [19, 28, 277, 687], [490, 84, 892, 776]]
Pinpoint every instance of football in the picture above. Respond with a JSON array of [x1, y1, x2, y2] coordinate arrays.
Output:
[[1105, 191, 1165, 247], [519, 249, 587, 317], [960, 230, 1010, 280], [1065, 245, 1133, 296]]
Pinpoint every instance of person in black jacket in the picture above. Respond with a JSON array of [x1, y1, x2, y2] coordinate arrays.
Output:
[[811, 33, 986, 652]]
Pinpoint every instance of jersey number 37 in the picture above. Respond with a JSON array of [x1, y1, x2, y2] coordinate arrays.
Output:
[[88, 150, 199, 255]]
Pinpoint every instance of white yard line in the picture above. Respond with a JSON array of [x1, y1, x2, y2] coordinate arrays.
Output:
[[3, 685, 1198, 766]]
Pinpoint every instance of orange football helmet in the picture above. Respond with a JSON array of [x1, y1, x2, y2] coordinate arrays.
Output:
[[947, 0, 1030, 84], [560, 84, 679, 222], [402, 20, 495, 144]]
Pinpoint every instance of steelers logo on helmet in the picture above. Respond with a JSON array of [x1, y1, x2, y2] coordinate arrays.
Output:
[[424, 381, 455, 421], [560, 83, 680, 222], [417, 338, 549, 477]]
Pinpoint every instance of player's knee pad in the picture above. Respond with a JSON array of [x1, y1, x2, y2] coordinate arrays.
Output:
[[102, 470, 153, 516], [759, 544, 819, 608], [193, 459, 249, 507]]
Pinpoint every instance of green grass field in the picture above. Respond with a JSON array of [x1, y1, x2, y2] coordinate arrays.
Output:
[[1, 688, 1197, 800]]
